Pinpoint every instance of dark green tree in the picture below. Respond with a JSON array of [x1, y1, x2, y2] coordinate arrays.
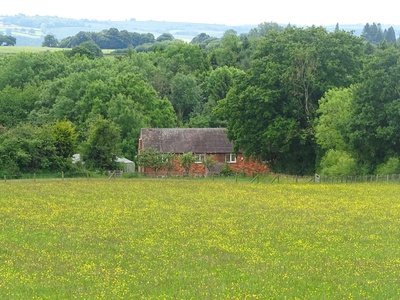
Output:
[[0, 124, 59, 174], [107, 93, 146, 159], [0, 35, 16, 46], [79, 41, 103, 57], [156, 33, 174, 42], [384, 26, 396, 43], [68, 45, 96, 59], [362, 23, 384, 44], [189, 66, 243, 127], [347, 45, 400, 173], [42, 34, 59, 47], [68, 31, 93, 47], [0, 85, 39, 127], [218, 26, 364, 174], [170, 73, 202, 123], [82, 118, 121, 170], [211, 30, 240, 67]]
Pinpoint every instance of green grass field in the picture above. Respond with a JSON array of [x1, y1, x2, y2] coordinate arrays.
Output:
[[0, 180, 399, 299], [0, 46, 68, 55]]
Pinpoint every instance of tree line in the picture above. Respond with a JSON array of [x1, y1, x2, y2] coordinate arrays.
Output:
[[1, 22, 400, 176], [0, 34, 16, 46]]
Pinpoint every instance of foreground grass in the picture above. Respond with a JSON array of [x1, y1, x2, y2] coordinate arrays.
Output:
[[0, 180, 399, 299]]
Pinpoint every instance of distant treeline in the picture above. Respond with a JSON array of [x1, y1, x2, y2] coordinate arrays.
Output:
[[362, 22, 397, 44], [57, 28, 157, 49], [42, 22, 399, 50]]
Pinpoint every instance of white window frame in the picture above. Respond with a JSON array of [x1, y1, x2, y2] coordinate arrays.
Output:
[[225, 153, 237, 163], [195, 153, 206, 163]]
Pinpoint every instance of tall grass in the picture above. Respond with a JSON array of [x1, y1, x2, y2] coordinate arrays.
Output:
[[0, 180, 399, 298]]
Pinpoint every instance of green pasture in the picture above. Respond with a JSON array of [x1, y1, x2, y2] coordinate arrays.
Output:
[[0, 46, 68, 55], [0, 180, 399, 299], [0, 46, 116, 57]]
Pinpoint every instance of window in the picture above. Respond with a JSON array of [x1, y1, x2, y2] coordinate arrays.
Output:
[[225, 153, 236, 163], [195, 154, 206, 163]]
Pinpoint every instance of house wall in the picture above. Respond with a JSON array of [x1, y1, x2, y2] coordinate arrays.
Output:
[[141, 153, 268, 176]]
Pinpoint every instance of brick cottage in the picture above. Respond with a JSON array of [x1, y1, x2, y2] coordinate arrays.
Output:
[[138, 128, 268, 176]]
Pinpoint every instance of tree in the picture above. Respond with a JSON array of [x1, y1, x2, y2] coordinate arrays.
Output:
[[189, 66, 243, 127], [218, 26, 364, 174], [0, 35, 16, 46], [0, 52, 35, 89], [82, 118, 121, 170], [79, 41, 103, 57], [156, 33, 174, 42], [137, 147, 174, 176], [191, 33, 210, 44], [202, 155, 216, 176], [51, 120, 77, 170], [107, 93, 146, 159], [362, 23, 384, 44], [315, 86, 356, 152], [247, 22, 284, 39], [0, 124, 59, 174], [42, 34, 59, 47], [384, 26, 396, 43], [376, 157, 400, 175], [68, 45, 96, 59], [319, 149, 358, 176], [347, 45, 400, 172], [68, 31, 93, 47], [190, 33, 216, 48], [179, 152, 195, 176], [162, 43, 210, 75], [0, 85, 39, 127], [170, 73, 202, 123], [211, 30, 241, 67]]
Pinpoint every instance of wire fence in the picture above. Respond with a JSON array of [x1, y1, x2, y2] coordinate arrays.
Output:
[[1, 171, 97, 182], [2, 171, 400, 184]]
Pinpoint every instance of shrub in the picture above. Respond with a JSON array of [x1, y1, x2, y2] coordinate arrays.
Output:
[[220, 163, 234, 176], [319, 149, 358, 176], [376, 157, 400, 175]]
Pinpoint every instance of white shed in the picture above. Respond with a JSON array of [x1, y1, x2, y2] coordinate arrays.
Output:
[[72, 154, 135, 172], [115, 157, 135, 173]]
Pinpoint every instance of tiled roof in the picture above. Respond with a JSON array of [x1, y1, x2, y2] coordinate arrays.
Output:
[[140, 128, 234, 154]]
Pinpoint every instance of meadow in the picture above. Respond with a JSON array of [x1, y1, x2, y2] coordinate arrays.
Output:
[[0, 46, 67, 56], [0, 179, 399, 299]]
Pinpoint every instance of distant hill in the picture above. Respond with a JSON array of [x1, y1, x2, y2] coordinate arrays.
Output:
[[1, 14, 400, 47], [0, 14, 257, 46]]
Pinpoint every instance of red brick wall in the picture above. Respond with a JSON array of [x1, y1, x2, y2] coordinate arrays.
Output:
[[141, 153, 268, 176]]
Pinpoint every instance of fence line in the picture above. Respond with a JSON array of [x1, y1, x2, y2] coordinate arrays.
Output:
[[2, 171, 400, 184]]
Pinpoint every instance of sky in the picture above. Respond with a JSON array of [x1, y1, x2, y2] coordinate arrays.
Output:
[[1, 0, 399, 26]]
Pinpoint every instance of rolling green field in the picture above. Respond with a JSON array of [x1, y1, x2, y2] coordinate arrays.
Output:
[[0, 180, 399, 299], [0, 46, 67, 55]]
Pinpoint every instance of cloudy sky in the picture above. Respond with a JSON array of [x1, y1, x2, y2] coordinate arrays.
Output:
[[1, 0, 399, 26]]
